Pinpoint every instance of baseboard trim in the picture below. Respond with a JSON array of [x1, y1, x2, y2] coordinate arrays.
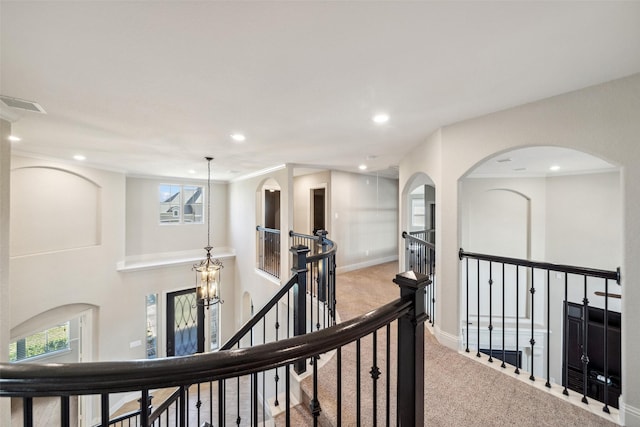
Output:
[[621, 398, 640, 426], [433, 325, 460, 351], [336, 255, 398, 274]]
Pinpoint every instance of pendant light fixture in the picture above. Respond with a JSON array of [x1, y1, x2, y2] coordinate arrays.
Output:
[[194, 156, 223, 308]]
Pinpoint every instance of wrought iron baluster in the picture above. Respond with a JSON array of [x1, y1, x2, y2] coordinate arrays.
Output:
[[386, 323, 391, 427], [603, 278, 610, 413], [101, 393, 109, 427], [563, 273, 569, 396], [218, 380, 224, 427], [371, 330, 380, 426], [357, 338, 362, 426], [581, 275, 589, 404], [23, 397, 33, 427], [60, 396, 70, 427], [488, 261, 493, 363], [501, 263, 506, 369], [546, 269, 551, 388], [286, 364, 291, 427], [337, 346, 342, 427], [477, 259, 481, 358], [466, 257, 469, 353], [530, 268, 536, 381], [515, 266, 520, 374], [310, 355, 321, 427]]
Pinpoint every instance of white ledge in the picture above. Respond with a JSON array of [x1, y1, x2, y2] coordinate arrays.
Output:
[[117, 248, 235, 272]]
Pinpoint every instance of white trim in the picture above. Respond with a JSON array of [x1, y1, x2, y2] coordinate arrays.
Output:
[[433, 324, 460, 351], [620, 398, 640, 426], [0, 104, 21, 122], [116, 248, 235, 272], [231, 164, 286, 182], [335, 255, 398, 274]]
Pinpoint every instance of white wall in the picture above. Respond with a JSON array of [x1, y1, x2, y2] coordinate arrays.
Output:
[[293, 170, 330, 235], [9, 155, 126, 361], [228, 166, 293, 335], [330, 170, 398, 272], [126, 177, 228, 257], [0, 118, 12, 426], [399, 73, 640, 424]]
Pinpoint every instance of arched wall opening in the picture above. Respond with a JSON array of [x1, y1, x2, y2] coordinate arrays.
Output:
[[400, 172, 436, 268], [458, 145, 621, 388]]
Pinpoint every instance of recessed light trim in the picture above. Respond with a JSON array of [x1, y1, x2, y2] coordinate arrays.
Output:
[[73, 154, 86, 161], [359, 164, 367, 171], [549, 165, 560, 171], [8, 135, 21, 142], [188, 169, 196, 174], [231, 133, 246, 142], [372, 113, 389, 124]]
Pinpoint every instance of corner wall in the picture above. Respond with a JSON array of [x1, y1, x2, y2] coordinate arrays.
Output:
[[399, 73, 640, 423]]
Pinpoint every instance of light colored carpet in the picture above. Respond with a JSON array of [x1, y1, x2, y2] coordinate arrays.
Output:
[[299, 261, 618, 426]]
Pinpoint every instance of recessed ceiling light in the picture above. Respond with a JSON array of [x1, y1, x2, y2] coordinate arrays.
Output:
[[359, 164, 367, 171], [8, 135, 21, 142], [73, 154, 86, 161], [549, 165, 560, 171], [231, 133, 246, 142], [372, 113, 389, 124], [188, 169, 196, 174]]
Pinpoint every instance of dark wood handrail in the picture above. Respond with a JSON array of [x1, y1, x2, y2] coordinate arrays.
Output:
[[256, 225, 281, 234], [402, 231, 435, 250], [459, 248, 620, 283], [0, 297, 411, 397]]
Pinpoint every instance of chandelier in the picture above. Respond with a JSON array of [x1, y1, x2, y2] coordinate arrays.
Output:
[[194, 156, 223, 308]]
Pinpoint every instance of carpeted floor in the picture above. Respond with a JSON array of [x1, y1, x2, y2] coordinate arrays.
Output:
[[299, 261, 619, 426]]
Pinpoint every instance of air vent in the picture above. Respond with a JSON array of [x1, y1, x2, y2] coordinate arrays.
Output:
[[0, 95, 46, 114]]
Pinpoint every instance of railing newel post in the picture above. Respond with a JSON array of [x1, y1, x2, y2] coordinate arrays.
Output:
[[291, 244, 310, 374], [394, 270, 430, 427]]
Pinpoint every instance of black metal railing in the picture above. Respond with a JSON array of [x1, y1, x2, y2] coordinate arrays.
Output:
[[459, 248, 621, 413], [1, 271, 429, 427], [132, 236, 337, 426], [290, 230, 337, 330], [402, 230, 435, 326], [256, 225, 281, 278]]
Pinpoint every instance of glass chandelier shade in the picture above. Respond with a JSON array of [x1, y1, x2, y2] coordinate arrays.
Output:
[[194, 157, 223, 307]]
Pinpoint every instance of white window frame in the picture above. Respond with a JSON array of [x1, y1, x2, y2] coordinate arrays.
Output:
[[159, 183, 205, 225]]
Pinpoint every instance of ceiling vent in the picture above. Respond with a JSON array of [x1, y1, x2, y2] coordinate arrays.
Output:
[[0, 95, 47, 114]]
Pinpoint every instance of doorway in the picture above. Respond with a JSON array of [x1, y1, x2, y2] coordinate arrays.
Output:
[[311, 188, 325, 234], [166, 288, 204, 356]]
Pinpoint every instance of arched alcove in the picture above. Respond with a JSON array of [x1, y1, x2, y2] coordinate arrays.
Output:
[[10, 166, 101, 256], [459, 145, 622, 384]]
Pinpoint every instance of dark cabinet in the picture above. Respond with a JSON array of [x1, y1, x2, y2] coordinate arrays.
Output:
[[563, 302, 621, 408]]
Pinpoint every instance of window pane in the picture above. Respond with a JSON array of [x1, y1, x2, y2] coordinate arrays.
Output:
[[9, 323, 69, 362], [183, 185, 204, 224], [146, 294, 158, 359], [159, 184, 181, 223], [210, 304, 219, 351]]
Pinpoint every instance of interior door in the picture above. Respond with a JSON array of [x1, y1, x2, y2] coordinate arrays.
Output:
[[166, 288, 204, 356], [312, 188, 325, 234]]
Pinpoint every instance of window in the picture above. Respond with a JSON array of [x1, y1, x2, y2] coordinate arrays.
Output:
[[411, 198, 425, 228], [159, 184, 204, 224], [210, 304, 219, 351], [9, 323, 70, 362], [146, 294, 158, 359]]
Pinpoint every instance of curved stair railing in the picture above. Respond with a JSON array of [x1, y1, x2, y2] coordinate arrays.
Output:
[[1, 270, 429, 427]]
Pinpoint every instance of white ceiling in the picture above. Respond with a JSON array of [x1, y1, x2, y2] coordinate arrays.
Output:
[[2, 1, 639, 181]]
